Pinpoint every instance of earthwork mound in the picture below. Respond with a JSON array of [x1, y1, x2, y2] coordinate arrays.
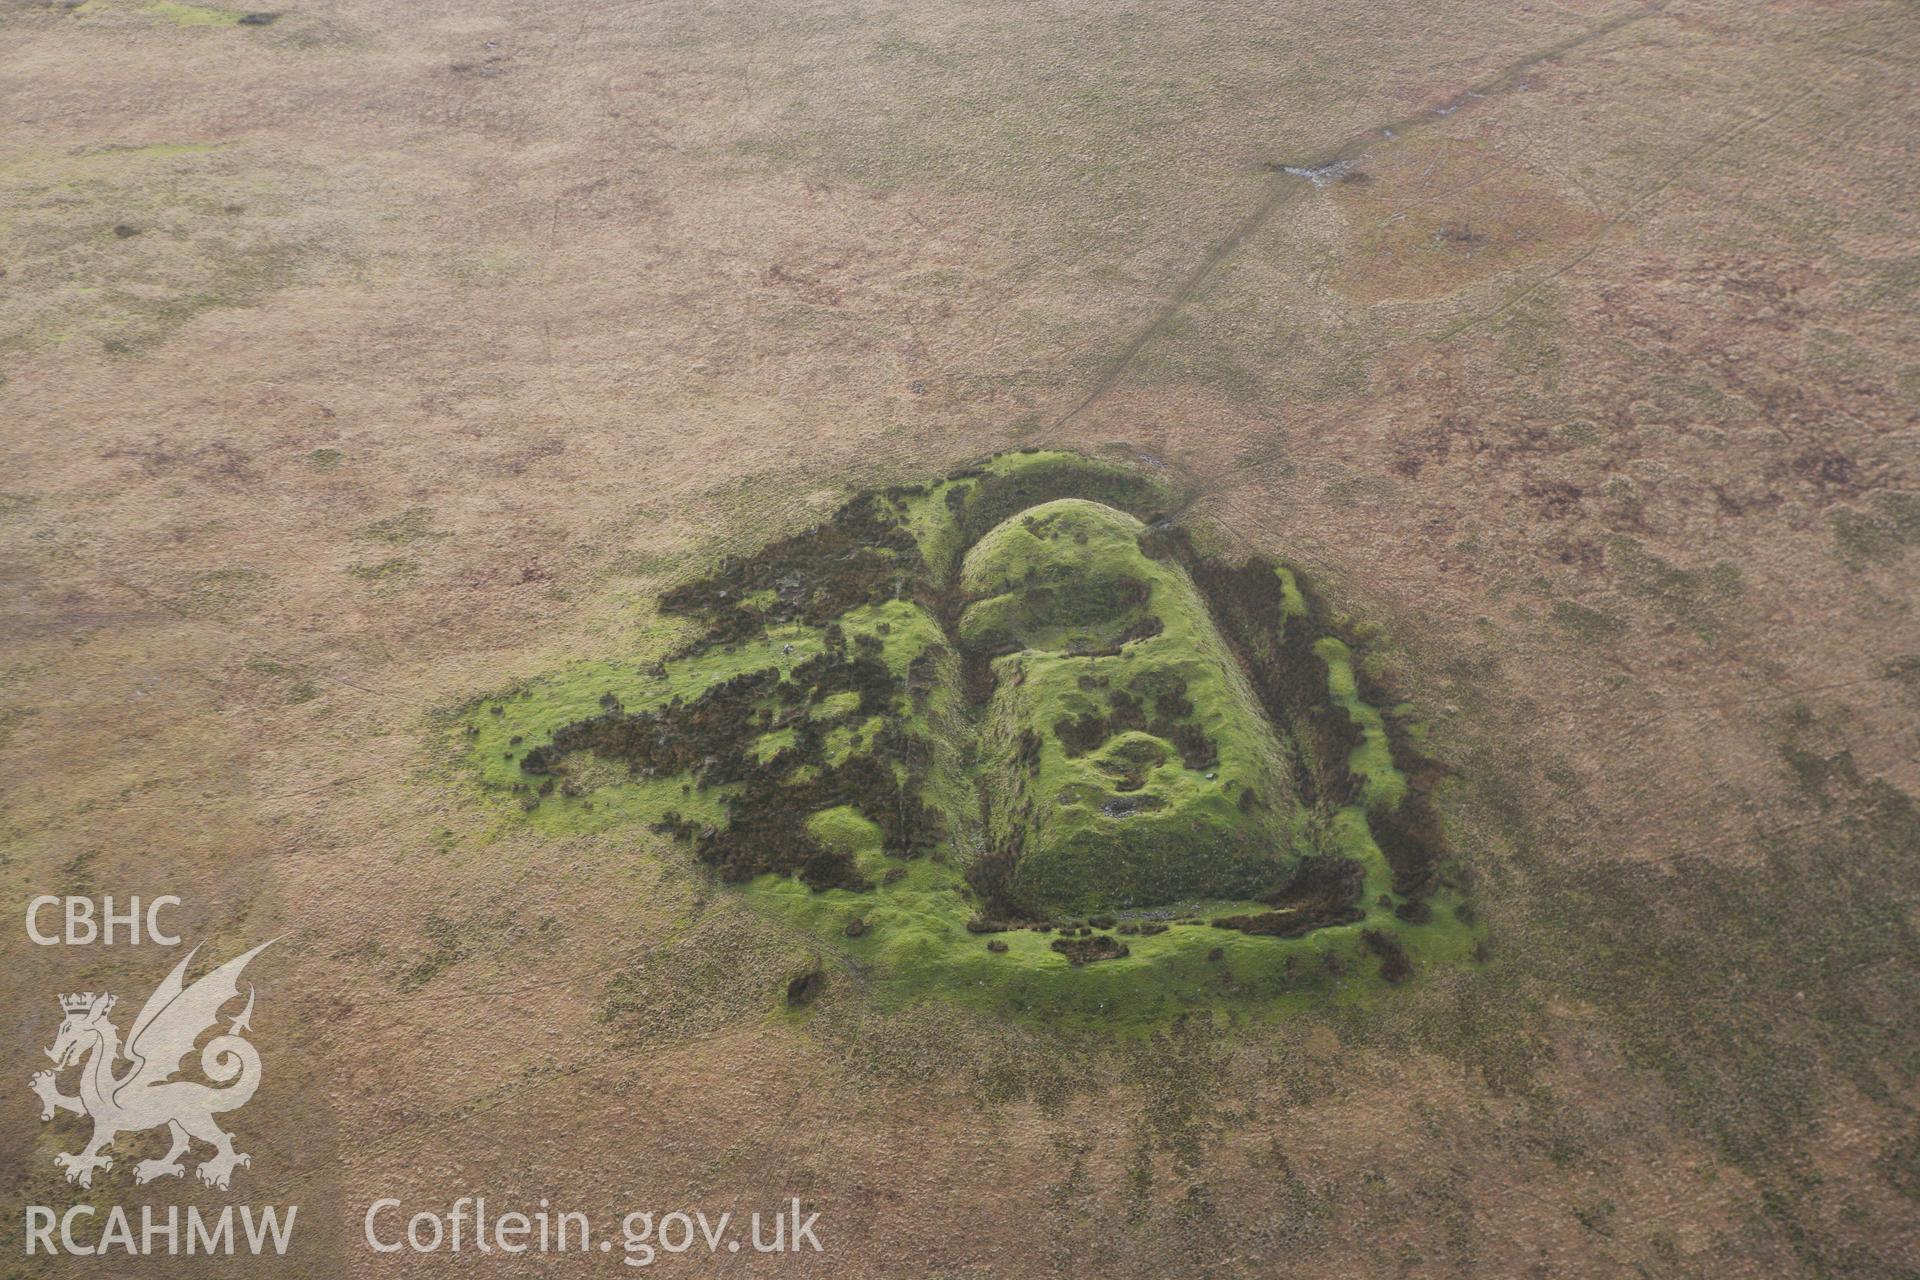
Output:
[[463, 450, 1478, 1025]]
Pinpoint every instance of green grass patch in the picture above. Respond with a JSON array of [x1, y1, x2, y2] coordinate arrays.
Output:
[[1315, 636, 1407, 815], [961, 499, 1295, 914], [345, 557, 417, 590], [1549, 599, 1627, 642], [1831, 492, 1920, 568], [145, 2, 244, 27], [355, 507, 443, 545]]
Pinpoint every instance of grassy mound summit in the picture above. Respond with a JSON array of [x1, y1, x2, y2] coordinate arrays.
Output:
[[457, 450, 1476, 1026], [961, 499, 1298, 915]]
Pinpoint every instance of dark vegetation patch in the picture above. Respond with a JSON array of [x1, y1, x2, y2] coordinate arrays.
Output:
[[930, 454, 1166, 577], [659, 493, 923, 645], [785, 966, 826, 1007], [1051, 934, 1130, 965], [964, 844, 1023, 922], [1830, 491, 1920, 567], [1161, 528, 1447, 898], [526, 640, 937, 890], [1211, 856, 1367, 937], [1361, 928, 1412, 984], [1052, 672, 1216, 769], [1549, 599, 1627, 642], [1172, 546, 1366, 811]]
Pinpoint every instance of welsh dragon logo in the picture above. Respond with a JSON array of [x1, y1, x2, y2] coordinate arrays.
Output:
[[29, 941, 273, 1190]]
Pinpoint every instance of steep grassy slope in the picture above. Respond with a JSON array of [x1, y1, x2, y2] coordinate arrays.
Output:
[[961, 499, 1298, 914]]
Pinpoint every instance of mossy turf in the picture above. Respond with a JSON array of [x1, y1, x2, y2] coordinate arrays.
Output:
[[455, 450, 1477, 1027], [962, 499, 1296, 915]]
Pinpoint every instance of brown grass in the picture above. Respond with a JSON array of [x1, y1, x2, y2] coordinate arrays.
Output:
[[2, 0, 1916, 1275]]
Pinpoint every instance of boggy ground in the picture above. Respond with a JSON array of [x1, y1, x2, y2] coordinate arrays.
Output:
[[2, 0, 1917, 1277]]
